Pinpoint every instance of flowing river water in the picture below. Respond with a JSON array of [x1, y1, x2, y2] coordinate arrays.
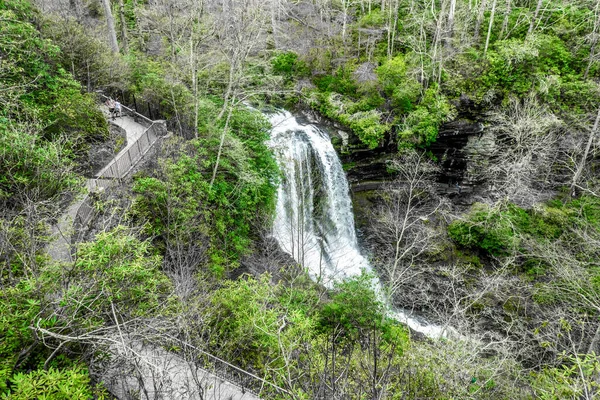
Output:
[[267, 110, 453, 338]]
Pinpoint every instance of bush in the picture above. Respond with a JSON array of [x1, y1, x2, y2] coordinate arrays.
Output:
[[0, 2, 108, 161], [310, 92, 390, 149], [0, 282, 40, 393], [447, 203, 517, 256], [0, 123, 80, 208], [399, 88, 455, 147], [271, 51, 310, 78], [4, 365, 96, 399], [133, 107, 277, 274], [68, 227, 173, 320], [448, 198, 598, 259], [318, 272, 386, 338], [313, 66, 358, 97]]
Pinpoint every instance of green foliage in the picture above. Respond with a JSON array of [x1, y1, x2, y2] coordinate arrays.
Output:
[[67, 227, 173, 321], [0, 121, 79, 207], [391, 79, 422, 113], [0, 282, 40, 393], [377, 55, 408, 93], [2, 365, 97, 400], [0, 2, 107, 152], [271, 51, 310, 78], [133, 106, 277, 274], [531, 353, 600, 399], [41, 15, 129, 91], [0, 0, 106, 211], [201, 271, 412, 396], [207, 275, 281, 366], [313, 64, 359, 95], [449, 196, 600, 281], [309, 92, 390, 149], [448, 203, 519, 256], [463, 35, 579, 104], [377, 54, 422, 112], [357, 9, 385, 27], [319, 272, 386, 337], [399, 88, 455, 147], [127, 54, 193, 125]]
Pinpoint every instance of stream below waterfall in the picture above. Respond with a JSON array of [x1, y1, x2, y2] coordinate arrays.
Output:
[[267, 110, 453, 339]]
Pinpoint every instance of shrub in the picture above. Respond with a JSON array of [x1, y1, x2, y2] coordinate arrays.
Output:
[[4, 365, 97, 400], [318, 272, 385, 338], [447, 203, 517, 256], [399, 88, 455, 147], [271, 51, 310, 78]]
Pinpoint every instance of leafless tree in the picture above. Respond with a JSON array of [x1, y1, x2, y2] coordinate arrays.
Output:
[[571, 106, 600, 197], [527, 0, 544, 38], [474, 0, 489, 42], [484, 0, 497, 55], [476, 96, 562, 206], [585, 0, 600, 78], [369, 150, 447, 301], [499, 0, 511, 38]]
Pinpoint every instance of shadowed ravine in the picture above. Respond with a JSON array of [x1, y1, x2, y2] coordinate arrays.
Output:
[[267, 110, 454, 338]]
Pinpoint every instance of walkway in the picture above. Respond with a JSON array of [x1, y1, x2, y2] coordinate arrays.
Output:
[[103, 108, 148, 153], [105, 343, 262, 400], [47, 111, 151, 262], [46, 195, 82, 262], [45, 103, 279, 400]]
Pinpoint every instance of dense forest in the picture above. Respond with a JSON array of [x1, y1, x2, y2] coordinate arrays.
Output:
[[1, 0, 600, 398]]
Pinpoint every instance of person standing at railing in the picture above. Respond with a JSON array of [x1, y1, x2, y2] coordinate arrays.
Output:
[[105, 98, 115, 119], [115, 99, 122, 119]]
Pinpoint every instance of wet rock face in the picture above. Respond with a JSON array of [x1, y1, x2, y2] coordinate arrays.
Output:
[[290, 104, 491, 198], [430, 119, 486, 186], [338, 117, 488, 194]]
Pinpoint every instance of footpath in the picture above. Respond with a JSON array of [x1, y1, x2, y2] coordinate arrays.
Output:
[[45, 102, 282, 400], [46, 110, 151, 262]]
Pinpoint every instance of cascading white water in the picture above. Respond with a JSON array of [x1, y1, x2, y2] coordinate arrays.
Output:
[[267, 110, 453, 338], [268, 110, 370, 286]]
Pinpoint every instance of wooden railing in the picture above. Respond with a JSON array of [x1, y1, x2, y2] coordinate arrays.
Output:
[[94, 123, 160, 181], [71, 95, 291, 400], [157, 333, 294, 398], [72, 95, 163, 245]]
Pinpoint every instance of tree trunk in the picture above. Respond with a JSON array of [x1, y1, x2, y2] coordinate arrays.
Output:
[[432, 0, 446, 85], [390, 0, 399, 56], [101, 0, 119, 54], [527, 0, 544, 37], [499, 0, 511, 38], [210, 104, 234, 188], [571, 106, 600, 196], [117, 0, 128, 53], [447, 0, 457, 45], [387, 0, 399, 58], [585, 1, 600, 79], [588, 322, 600, 355], [342, 0, 349, 44], [474, 0, 488, 42], [271, 0, 280, 49], [191, 36, 199, 139], [484, 0, 497, 55], [585, 36, 598, 79]]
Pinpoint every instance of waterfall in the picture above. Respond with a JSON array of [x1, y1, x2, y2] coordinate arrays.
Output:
[[267, 110, 454, 339], [268, 110, 370, 286]]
